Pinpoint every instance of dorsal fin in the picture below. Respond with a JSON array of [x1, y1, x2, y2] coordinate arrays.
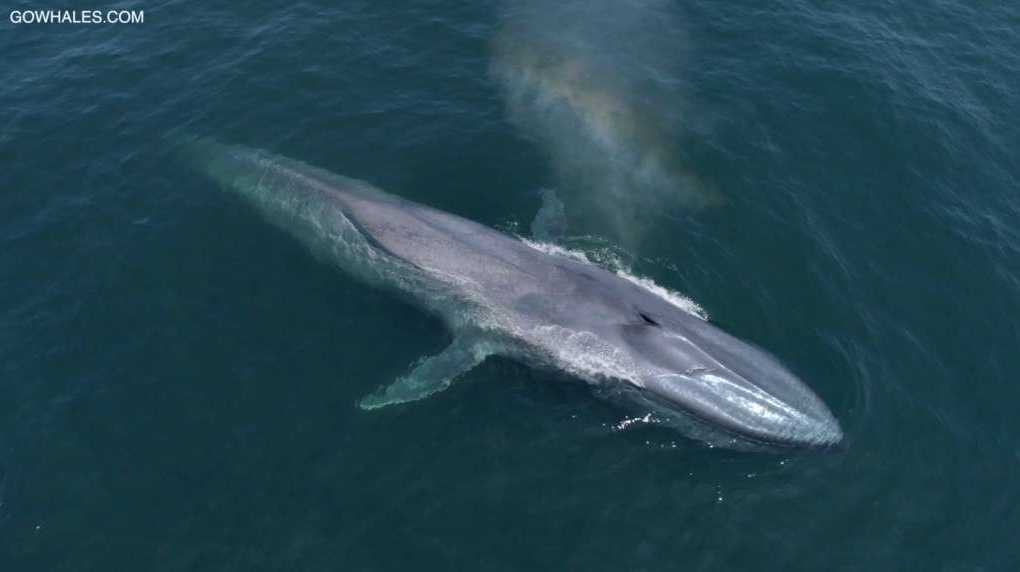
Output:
[[530, 188, 566, 243]]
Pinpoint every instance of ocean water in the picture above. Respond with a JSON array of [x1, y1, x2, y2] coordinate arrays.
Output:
[[2, 1, 1019, 570]]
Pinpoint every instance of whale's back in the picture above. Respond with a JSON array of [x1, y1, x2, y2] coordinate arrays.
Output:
[[191, 140, 572, 309]]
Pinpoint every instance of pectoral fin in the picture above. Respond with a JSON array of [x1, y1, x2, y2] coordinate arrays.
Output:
[[358, 337, 491, 410]]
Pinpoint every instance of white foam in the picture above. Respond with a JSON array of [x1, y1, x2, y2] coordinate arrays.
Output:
[[615, 271, 709, 320], [519, 237, 592, 263], [531, 325, 639, 385], [613, 413, 656, 431]]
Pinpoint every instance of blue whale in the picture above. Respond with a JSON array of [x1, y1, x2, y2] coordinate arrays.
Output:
[[190, 141, 842, 450]]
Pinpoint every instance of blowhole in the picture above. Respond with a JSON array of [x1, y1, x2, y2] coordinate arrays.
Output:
[[639, 312, 659, 326]]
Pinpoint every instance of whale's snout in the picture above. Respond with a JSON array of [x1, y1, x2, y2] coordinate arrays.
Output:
[[619, 319, 842, 449], [640, 368, 842, 449]]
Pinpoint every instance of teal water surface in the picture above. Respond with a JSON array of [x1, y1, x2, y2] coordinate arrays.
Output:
[[2, 1, 1019, 570]]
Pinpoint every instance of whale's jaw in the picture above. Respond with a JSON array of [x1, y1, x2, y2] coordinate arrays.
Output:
[[609, 312, 842, 450], [638, 372, 842, 450]]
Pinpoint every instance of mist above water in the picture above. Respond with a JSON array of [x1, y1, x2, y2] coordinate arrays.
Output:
[[491, 0, 720, 248]]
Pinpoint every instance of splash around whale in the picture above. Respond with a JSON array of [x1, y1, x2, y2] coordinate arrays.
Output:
[[186, 139, 842, 450]]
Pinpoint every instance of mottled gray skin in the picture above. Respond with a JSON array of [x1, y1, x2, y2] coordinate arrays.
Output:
[[192, 141, 842, 449]]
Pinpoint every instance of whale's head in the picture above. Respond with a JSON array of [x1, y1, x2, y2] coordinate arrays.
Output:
[[613, 311, 843, 450]]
